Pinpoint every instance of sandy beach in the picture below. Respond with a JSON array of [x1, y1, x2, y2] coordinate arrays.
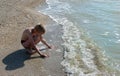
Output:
[[0, 0, 65, 76]]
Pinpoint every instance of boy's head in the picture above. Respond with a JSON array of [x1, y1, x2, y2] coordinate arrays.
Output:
[[34, 24, 45, 34]]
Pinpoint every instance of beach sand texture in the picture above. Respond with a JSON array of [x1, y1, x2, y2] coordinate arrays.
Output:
[[0, 0, 65, 76]]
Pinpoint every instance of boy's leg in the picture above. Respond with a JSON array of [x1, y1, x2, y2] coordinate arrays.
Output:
[[21, 39, 49, 57], [21, 40, 37, 54]]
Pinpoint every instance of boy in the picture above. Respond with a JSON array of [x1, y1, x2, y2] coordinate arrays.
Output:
[[21, 24, 51, 57]]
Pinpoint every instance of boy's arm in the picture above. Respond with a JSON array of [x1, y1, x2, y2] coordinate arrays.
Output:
[[40, 36, 51, 49]]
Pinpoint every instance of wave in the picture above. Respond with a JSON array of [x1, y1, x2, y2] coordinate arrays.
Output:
[[59, 18, 112, 76], [37, 0, 120, 75]]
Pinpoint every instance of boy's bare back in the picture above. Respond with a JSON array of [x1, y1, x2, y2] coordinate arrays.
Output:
[[21, 27, 33, 41]]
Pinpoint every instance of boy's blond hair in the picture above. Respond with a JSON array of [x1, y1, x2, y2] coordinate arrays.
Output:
[[34, 24, 45, 33]]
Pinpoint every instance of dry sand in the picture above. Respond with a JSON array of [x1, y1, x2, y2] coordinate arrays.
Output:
[[0, 0, 65, 76]]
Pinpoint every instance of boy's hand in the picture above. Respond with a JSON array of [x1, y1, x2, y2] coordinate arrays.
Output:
[[48, 45, 52, 49], [40, 53, 49, 58], [48, 45, 55, 49]]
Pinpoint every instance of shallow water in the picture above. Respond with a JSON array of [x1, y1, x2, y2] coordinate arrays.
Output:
[[37, 0, 120, 75]]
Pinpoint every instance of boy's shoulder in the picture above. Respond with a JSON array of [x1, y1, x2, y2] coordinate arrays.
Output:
[[25, 27, 33, 30], [24, 27, 33, 32]]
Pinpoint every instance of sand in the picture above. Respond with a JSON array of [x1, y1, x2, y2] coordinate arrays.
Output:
[[0, 0, 65, 76]]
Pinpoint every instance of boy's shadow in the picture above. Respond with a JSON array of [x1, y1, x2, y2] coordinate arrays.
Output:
[[2, 49, 41, 71]]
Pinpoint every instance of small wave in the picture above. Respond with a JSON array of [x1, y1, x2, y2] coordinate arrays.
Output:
[[37, 0, 120, 75], [60, 18, 112, 76]]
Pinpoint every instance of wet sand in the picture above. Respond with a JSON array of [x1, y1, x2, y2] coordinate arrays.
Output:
[[0, 0, 65, 76]]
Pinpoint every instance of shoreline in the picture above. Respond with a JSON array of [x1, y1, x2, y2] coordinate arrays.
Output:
[[0, 0, 65, 76]]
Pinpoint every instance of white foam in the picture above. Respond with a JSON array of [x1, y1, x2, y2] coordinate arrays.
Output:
[[42, 0, 103, 75], [115, 39, 120, 43], [101, 32, 110, 36], [83, 19, 90, 24], [37, 0, 114, 75], [59, 17, 103, 75]]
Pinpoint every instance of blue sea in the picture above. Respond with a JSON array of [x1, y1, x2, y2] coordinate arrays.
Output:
[[37, 0, 120, 76]]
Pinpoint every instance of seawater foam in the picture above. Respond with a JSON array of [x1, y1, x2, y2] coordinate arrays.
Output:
[[60, 18, 102, 76], [59, 18, 116, 76], [37, 0, 116, 75]]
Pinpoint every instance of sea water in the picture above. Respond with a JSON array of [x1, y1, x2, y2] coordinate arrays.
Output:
[[37, 0, 120, 76]]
